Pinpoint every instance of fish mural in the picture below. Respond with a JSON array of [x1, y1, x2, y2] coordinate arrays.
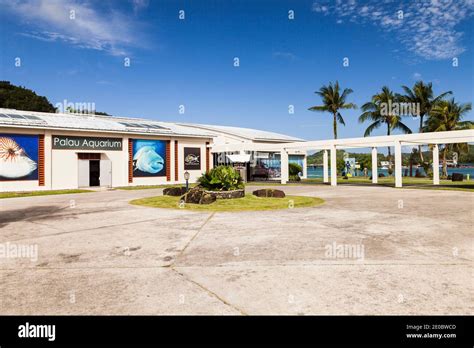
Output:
[[184, 153, 200, 165], [132, 139, 167, 177], [184, 147, 201, 170], [0, 135, 38, 180]]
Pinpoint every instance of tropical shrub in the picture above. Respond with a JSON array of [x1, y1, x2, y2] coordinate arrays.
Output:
[[197, 165, 244, 191], [289, 174, 301, 182], [288, 163, 303, 181], [289, 162, 302, 176]]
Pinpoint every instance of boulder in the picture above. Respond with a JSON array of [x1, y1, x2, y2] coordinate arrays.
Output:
[[181, 187, 204, 204], [180, 187, 217, 205], [163, 186, 187, 196], [200, 193, 217, 204], [252, 189, 286, 198], [206, 189, 245, 199]]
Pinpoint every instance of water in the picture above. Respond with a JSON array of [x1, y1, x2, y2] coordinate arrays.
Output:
[[307, 165, 474, 179]]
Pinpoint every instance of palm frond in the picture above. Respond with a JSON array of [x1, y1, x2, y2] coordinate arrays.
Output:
[[337, 113, 346, 126], [308, 105, 329, 112], [364, 121, 381, 137]]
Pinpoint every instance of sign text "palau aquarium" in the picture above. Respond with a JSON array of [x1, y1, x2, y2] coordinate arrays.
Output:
[[52, 135, 123, 151]]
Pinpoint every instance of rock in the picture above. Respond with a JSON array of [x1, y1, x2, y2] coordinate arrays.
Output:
[[200, 193, 216, 204], [252, 189, 285, 198], [180, 187, 216, 204], [181, 187, 204, 204], [271, 190, 286, 198], [163, 186, 187, 196], [207, 189, 245, 199], [181, 187, 243, 204]]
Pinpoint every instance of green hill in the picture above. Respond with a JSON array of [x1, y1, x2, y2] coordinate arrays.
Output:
[[0, 81, 56, 112]]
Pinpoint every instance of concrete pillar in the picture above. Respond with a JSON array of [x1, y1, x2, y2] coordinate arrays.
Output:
[[394, 141, 402, 188], [330, 145, 337, 186], [302, 154, 308, 179], [280, 150, 289, 184], [371, 147, 378, 184], [323, 149, 329, 183], [432, 144, 440, 185]]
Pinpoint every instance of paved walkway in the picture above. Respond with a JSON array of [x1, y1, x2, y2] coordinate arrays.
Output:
[[0, 185, 472, 314]]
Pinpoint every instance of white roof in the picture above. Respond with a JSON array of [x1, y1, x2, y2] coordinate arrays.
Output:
[[0, 109, 213, 138], [176, 123, 304, 142], [0, 109, 304, 142]]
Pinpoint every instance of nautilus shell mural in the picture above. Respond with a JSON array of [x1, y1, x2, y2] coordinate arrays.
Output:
[[132, 139, 166, 177], [0, 135, 38, 180]]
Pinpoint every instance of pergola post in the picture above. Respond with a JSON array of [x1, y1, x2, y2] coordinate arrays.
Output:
[[323, 149, 329, 183], [394, 141, 402, 188], [330, 145, 337, 186], [371, 147, 378, 184], [280, 150, 289, 184], [432, 144, 440, 185], [302, 156, 308, 179]]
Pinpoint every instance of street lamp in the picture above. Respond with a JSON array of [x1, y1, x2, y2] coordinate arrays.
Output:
[[184, 171, 190, 192]]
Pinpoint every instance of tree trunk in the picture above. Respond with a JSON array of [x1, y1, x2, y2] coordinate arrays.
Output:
[[387, 124, 392, 174], [419, 114, 424, 163], [442, 147, 448, 177], [409, 160, 413, 177], [333, 113, 337, 139]]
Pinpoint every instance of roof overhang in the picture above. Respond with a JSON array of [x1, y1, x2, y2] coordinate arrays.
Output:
[[210, 129, 474, 153]]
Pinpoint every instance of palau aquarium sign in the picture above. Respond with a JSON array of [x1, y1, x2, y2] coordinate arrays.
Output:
[[53, 135, 122, 151], [52, 135, 123, 151], [0, 134, 39, 181], [132, 139, 167, 177]]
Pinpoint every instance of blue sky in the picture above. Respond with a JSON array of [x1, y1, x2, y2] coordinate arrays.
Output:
[[0, 0, 473, 142]]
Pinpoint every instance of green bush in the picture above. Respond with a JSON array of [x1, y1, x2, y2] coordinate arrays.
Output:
[[289, 174, 301, 182], [289, 162, 303, 176], [197, 165, 244, 191]]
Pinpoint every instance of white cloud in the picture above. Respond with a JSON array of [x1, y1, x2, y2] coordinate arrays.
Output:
[[131, 0, 149, 13], [2, 0, 143, 56], [412, 72, 422, 80], [312, 0, 474, 60]]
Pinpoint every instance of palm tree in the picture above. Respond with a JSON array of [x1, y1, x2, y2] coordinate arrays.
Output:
[[359, 86, 412, 172], [399, 81, 452, 162], [408, 148, 419, 177], [424, 99, 472, 177], [308, 81, 357, 139]]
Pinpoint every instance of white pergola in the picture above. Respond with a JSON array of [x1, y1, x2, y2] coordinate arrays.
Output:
[[210, 129, 474, 187]]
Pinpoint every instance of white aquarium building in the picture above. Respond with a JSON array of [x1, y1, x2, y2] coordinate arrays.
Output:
[[0, 109, 306, 192]]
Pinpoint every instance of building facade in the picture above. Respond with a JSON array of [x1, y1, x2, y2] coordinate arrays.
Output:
[[0, 109, 306, 192]]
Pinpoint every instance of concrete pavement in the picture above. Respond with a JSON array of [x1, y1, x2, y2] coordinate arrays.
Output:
[[0, 185, 472, 314]]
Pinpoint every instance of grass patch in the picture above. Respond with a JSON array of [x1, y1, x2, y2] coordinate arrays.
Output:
[[299, 177, 474, 191], [0, 189, 93, 199], [130, 194, 324, 212]]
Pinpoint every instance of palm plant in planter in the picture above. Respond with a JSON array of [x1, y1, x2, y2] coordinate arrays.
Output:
[[289, 162, 303, 181], [198, 165, 244, 191]]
